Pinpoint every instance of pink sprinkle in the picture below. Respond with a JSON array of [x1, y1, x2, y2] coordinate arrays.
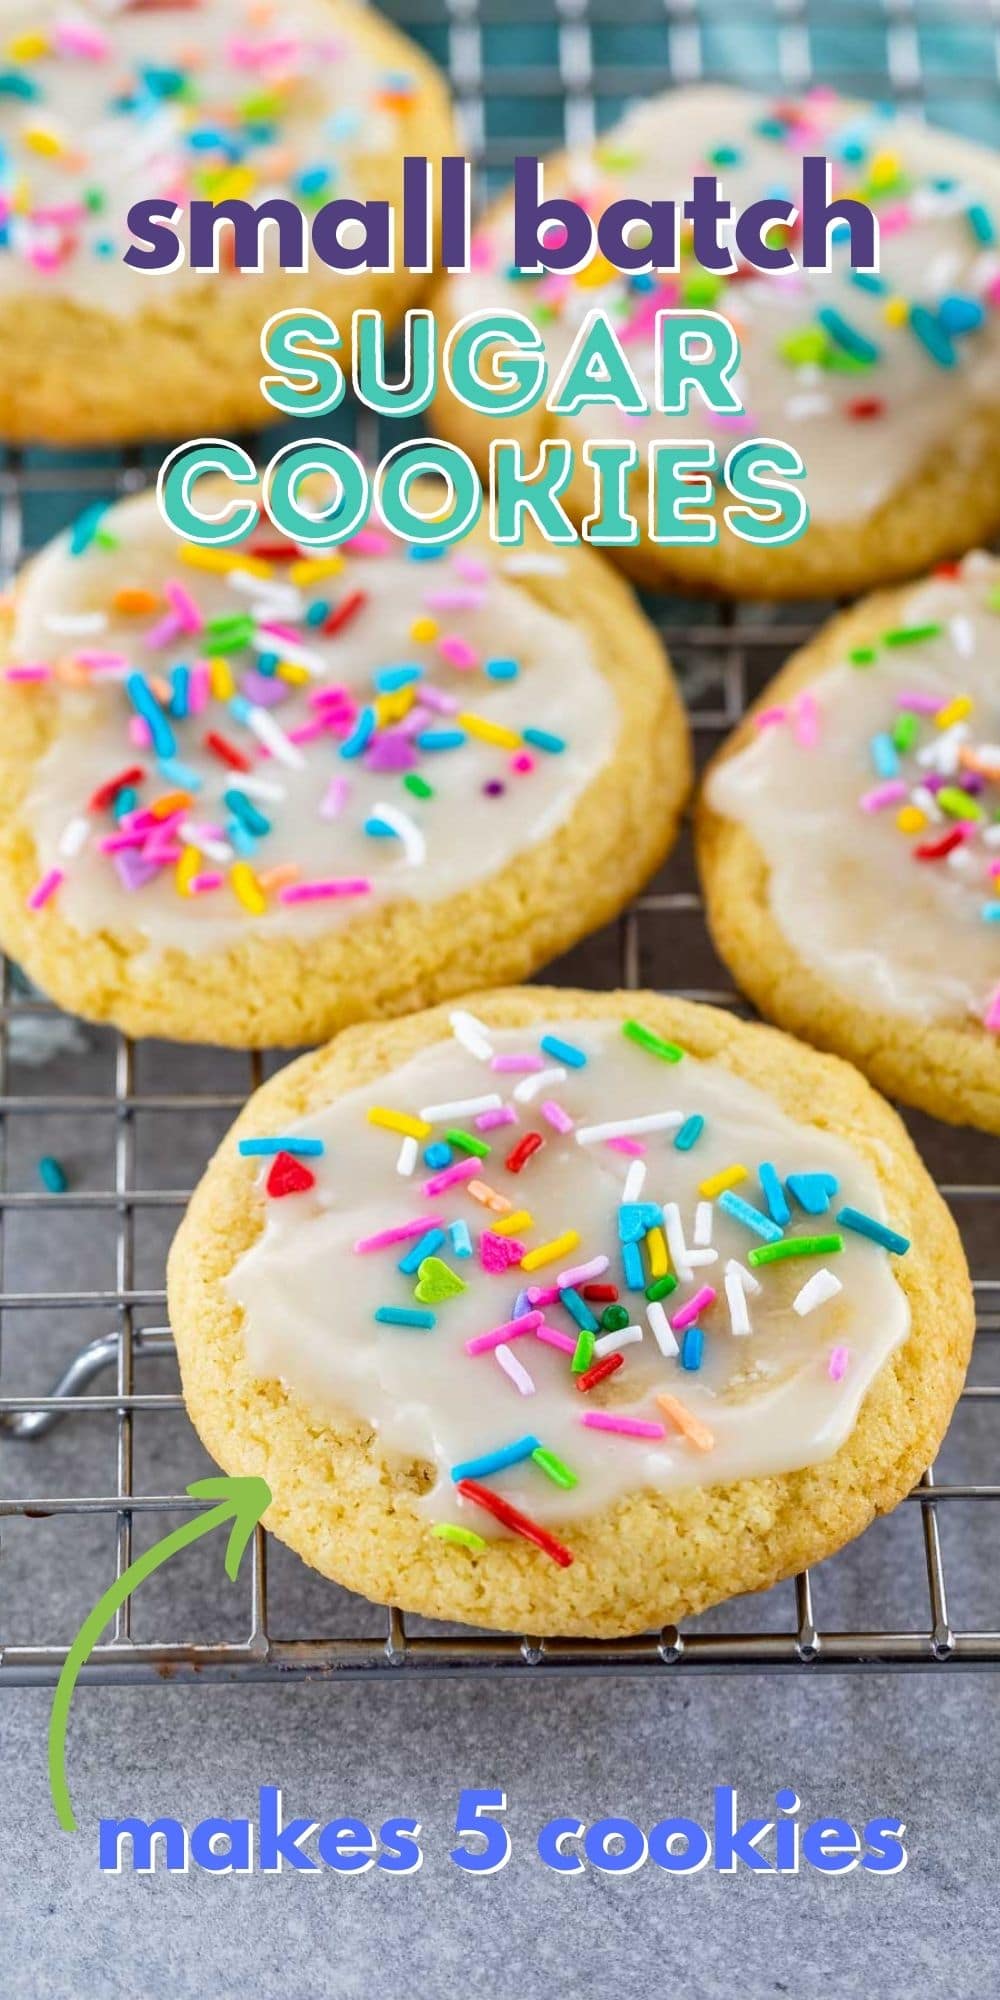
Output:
[[144, 613, 184, 651], [470, 232, 495, 270], [355, 1215, 444, 1254], [861, 780, 907, 812], [187, 663, 211, 714], [75, 650, 128, 672], [896, 690, 941, 715], [671, 1285, 717, 1333], [311, 683, 353, 709], [491, 1053, 543, 1073], [189, 872, 224, 893], [129, 718, 152, 748], [475, 1106, 517, 1131], [319, 777, 349, 820], [27, 867, 63, 911], [418, 684, 460, 715], [558, 1256, 610, 1288], [422, 1157, 480, 1196], [345, 529, 391, 557], [510, 752, 535, 775], [878, 202, 913, 237], [164, 580, 203, 633], [580, 1413, 665, 1439], [424, 587, 484, 613], [533, 1322, 577, 1356], [986, 272, 1000, 310], [454, 553, 490, 583], [287, 718, 328, 747], [279, 878, 371, 903], [828, 1345, 851, 1381], [540, 1099, 574, 1134], [54, 18, 109, 57], [606, 1137, 646, 1157], [465, 1310, 543, 1356], [985, 984, 1000, 1034], [525, 1284, 561, 1308], [495, 1344, 536, 1396], [438, 635, 478, 670], [755, 705, 789, 730], [792, 693, 820, 747], [5, 665, 51, 682]]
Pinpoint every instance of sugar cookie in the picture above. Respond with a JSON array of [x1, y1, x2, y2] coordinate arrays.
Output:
[[167, 987, 972, 1637]]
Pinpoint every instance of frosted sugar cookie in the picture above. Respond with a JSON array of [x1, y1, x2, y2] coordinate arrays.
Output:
[[432, 85, 1000, 598], [698, 553, 1000, 1131], [0, 0, 454, 444], [167, 987, 972, 1638], [0, 490, 689, 1046]]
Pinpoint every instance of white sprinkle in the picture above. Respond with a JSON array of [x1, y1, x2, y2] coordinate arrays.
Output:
[[693, 1199, 713, 1248], [44, 610, 108, 636], [370, 800, 426, 867], [501, 552, 566, 576], [793, 1268, 843, 1317], [575, 1111, 684, 1145], [724, 1270, 752, 1337], [178, 821, 233, 864], [593, 1324, 643, 1358], [319, 776, 349, 820], [57, 815, 90, 859], [514, 1065, 566, 1103], [663, 1201, 693, 1285], [396, 1135, 418, 1178], [495, 1342, 536, 1396], [912, 784, 942, 822], [949, 615, 975, 658], [236, 774, 287, 804], [622, 1159, 647, 1204], [685, 1248, 719, 1268], [646, 1300, 679, 1358], [725, 1257, 762, 1297], [449, 1009, 494, 1061], [420, 1093, 502, 1121], [254, 632, 325, 674], [557, 1255, 609, 1288], [244, 705, 305, 769]]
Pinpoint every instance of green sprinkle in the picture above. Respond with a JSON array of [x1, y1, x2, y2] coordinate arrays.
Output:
[[849, 646, 877, 666], [645, 1274, 679, 1303], [38, 1155, 67, 1194], [882, 622, 942, 647], [622, 1020, 685, 1064], [748, 1234, 844, 1267], [433, 1523, 486, 1551], [531, 1446, 578, 1490], [892, 710, 919, 753], [404, 773, 434, 799], [446, 1127, 490, 1158], [938, 786, 981, 820], [600, 1303, 630, 1332], [571, 1328, 595, 1375], [779, 327, 830, 368], [682, 271, 722, 306]]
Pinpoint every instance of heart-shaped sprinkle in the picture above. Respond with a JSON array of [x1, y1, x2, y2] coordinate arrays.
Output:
[[480, 1230, 526, 1273], [414, 1255, 467, 1304], [786, 1172, 839, 1216], [265, 1150, 316, 1198]]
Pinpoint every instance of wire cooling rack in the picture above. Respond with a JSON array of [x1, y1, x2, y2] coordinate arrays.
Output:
[[1, 0, 999, 1684]]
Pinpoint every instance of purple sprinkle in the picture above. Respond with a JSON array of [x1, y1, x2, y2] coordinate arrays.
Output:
[[114, 850, 161, 892], [365, 732, 417, 774], [241, 671, 289, 708], [484, 780, 505, 797]]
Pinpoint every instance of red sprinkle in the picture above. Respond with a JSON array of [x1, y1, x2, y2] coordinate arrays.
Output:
[[846, 396, 884, 421], [914, 829, 965, 861], [88, 765, 145, 812], [204, 729, 252, 772], [576, 1353, 625, 1394], [265, 1151, 316, 1199], [505, 1132, 544, 1174], [324, 589, 368, 636], [249, 541, 300, 562], [582, 1283, 618, 1302], [456, 1478, 573, 1567]]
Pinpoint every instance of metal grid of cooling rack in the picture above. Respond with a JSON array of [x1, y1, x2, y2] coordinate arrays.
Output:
[[1, 0, 999, 1683]]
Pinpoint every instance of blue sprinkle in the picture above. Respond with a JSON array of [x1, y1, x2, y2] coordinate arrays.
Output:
[[305, 600, 329, 626], [112, 786, 138, 822], [169, 664, 191, 718], [398, 1227, 446, 1275], [817, 306, 880, 364], [340, 707, 376, 758], [981, 901, 1000, 923], [407, 544, 446, 562], [718, 1191, 784, 1242], [424, 1142, 452, 1169], [375, 664, 423, 693], [523, 728, 566, 754], [229, 695, 252, 726], [674, 1115, 705, 1152], [451, 1436, 540, 1482], [758, 1162, 791, 1227], [618, 1202, 660, 1244], [449, 1219, 473, 1260], [69, 503, 110, 556], [375, 1306, 437, 1329], [540, 1033, 587, 1069], [909, 305, 955, 369], [228, 821, 257, 856], [38, 1155, 68, 1193], [786, 1172, 839, 1216], [238, 1137, 325, 1157], [513, 1289, 533, 1318], [255, 651, 279, 678], [560, 1287, 599, 1332], [850, 269, 886, 294], [622, 1241, 645, 1290], [224, 788, 270, 838], [871, 732, 899, 778], [125, 672, 175, 760], [836, 1206, 910, 1255], [485, 658, 519, 680], [967, 201, 996, 246], [157, 756, 201, 791], [938, 294, 985, 335], [365, 816, 399, 839], [680, 1326, 704, 1371], [417, 728, 466, 751]]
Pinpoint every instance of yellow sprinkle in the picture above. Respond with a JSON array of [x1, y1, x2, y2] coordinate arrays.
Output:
[[276, 661, 310, 686], [8, 31, 49, 58], [645, 1226, 668, 1279], [289, 556, 344, 585], [410, 615, 438, 643], [180, 544, 273, 581], [230, 861, 266, 916], [935, 694, 972, 730], [456, 712, 522, 750], [521, 1230, 580, 1272], [698, 1164, 748, 1201], [375, 688, 415, 727], [897, 804, 926, 835], [211, 165, 257, 202], [493, 1209, 533, 1236], [23, 125, 65, 158], [868, 148, 901, 188], [656, 1393, 715, 1453], [366, 1107, 432, 1140], [468, 1179, 512, 1213], [883, 297, 909, 327], [208, 655, 236, 701], [175, 846, 200, 897], [574, 252, 619, 289]]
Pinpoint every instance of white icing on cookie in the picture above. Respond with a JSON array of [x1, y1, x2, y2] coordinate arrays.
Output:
[[226, 1018, 910, 1536]]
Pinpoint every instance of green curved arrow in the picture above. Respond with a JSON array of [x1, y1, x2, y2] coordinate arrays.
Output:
[[49, 1474, 271, 1833]]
